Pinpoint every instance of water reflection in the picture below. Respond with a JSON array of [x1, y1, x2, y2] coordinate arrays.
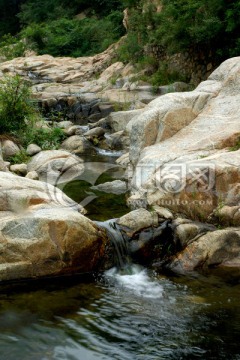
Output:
[[0, 273, 239, 360]]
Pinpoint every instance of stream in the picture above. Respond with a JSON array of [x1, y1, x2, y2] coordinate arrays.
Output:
[[0, 269, 239, 359]]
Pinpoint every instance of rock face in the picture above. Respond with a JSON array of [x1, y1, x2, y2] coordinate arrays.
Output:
[[127, 57, 240, 223], [117, 57, 240, 274], [168, 228, 240, 274], [0, 172, 107, 282]]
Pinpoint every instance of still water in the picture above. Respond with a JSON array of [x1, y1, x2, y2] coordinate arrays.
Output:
[[0, 267, 239, 360]]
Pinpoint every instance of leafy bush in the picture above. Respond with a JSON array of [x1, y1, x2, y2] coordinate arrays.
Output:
[[21, 126, 67, 150], [0, 34, 27, 60], [0, 75, 38, 134], [21, 12, 124, 57], [9, 149, 31, 164]]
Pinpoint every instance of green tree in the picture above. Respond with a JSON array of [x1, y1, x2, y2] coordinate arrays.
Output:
[[0, 75, 37, 134]]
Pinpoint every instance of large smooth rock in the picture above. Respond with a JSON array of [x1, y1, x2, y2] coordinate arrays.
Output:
[[61, 135, 95, 155], [117, 208, 158, 237], [27, 150, 84, 185], [26, 143, 42, 156], [128, 57, 240, 221], [0, 172, 107, 282], [1, 140, 20, 159]]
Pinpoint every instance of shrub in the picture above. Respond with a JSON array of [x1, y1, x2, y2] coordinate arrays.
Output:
[[0, 75, 38, 134], [9, 149, 31, 164], [21, 126, 67, 150], [0, 34, 27, 60], [21, 11, 124, 57]]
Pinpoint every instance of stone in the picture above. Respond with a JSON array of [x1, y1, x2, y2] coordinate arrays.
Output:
[[91, 180, 127, 195], [63, 125, 84, 137], [107, 109, 143, 132], [213, 205, 240, 227], [1, 140, 20, 159], [152, 205, 174, 220], [10, 163, 28, 176], [128, 57, 240, 221], [61, 135, 95, 155], [25, 170, 39, 180], [168, 228, 240, 273], [98, 103, 114, 117], [0, 172, 107, 282], [172, 220, 216, 248], [27, 149, 84, 185], [99, 61, 125, 82], [117, 208, 159, 237], [84, 127, 105, 139], [56, 120, 74, 129], [26, 143, 42, 156], [105, 131, 130, 151]]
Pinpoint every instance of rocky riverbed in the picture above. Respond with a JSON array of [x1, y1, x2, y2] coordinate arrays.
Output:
[[0, 51, 239, 282]]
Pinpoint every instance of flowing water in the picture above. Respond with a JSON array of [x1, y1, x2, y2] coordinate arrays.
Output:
[[0, 220, 240, 359], [1, 144, 239, 358], [0, 269, 240, 360]]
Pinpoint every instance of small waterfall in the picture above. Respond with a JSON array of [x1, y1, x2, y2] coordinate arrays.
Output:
[[98, 220, 164, 299], [97, 220, 131, 271]]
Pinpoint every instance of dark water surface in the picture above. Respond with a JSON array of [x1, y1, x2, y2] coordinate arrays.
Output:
[[0, 268, 239, 360]]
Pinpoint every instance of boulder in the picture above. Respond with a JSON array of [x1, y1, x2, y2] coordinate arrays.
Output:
[[84, 127, 105, 140], [117, 208, 158, 237], [1, 140, 20, 160], [91, 180, 127, 195], [10, 163, 28, 176], [104, 131, 130, 150], [213, 205, 240, 227], [0, 172, 107, 282], [26, 143, 42, 156], [27, 150, 84, 185], [63, 125, 83, 137], [167, 228, 240, 274], [25, 170, 39, 180], [56, 120, 74, 129], [107, 109, 143, 132], [61, 135, 95, 155], [128, 57, 240, 221]]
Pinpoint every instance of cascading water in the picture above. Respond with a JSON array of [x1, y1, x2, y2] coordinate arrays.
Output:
[[98, 220, 165, 299]]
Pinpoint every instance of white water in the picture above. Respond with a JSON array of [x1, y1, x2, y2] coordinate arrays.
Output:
[[105, 265, 164, 299], [96, 148, 123, 157]]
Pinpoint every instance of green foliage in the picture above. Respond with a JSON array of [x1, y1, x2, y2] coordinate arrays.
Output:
[[21, 126, 67, 150], [118, 0, 240, 67], [117, 33, 143, 63], [21, 11, 124, 57], [0, 34, 26, 60], [150, 63, 188, 86], [0, 75, 38, 134], [9, 149, 31, 164]]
